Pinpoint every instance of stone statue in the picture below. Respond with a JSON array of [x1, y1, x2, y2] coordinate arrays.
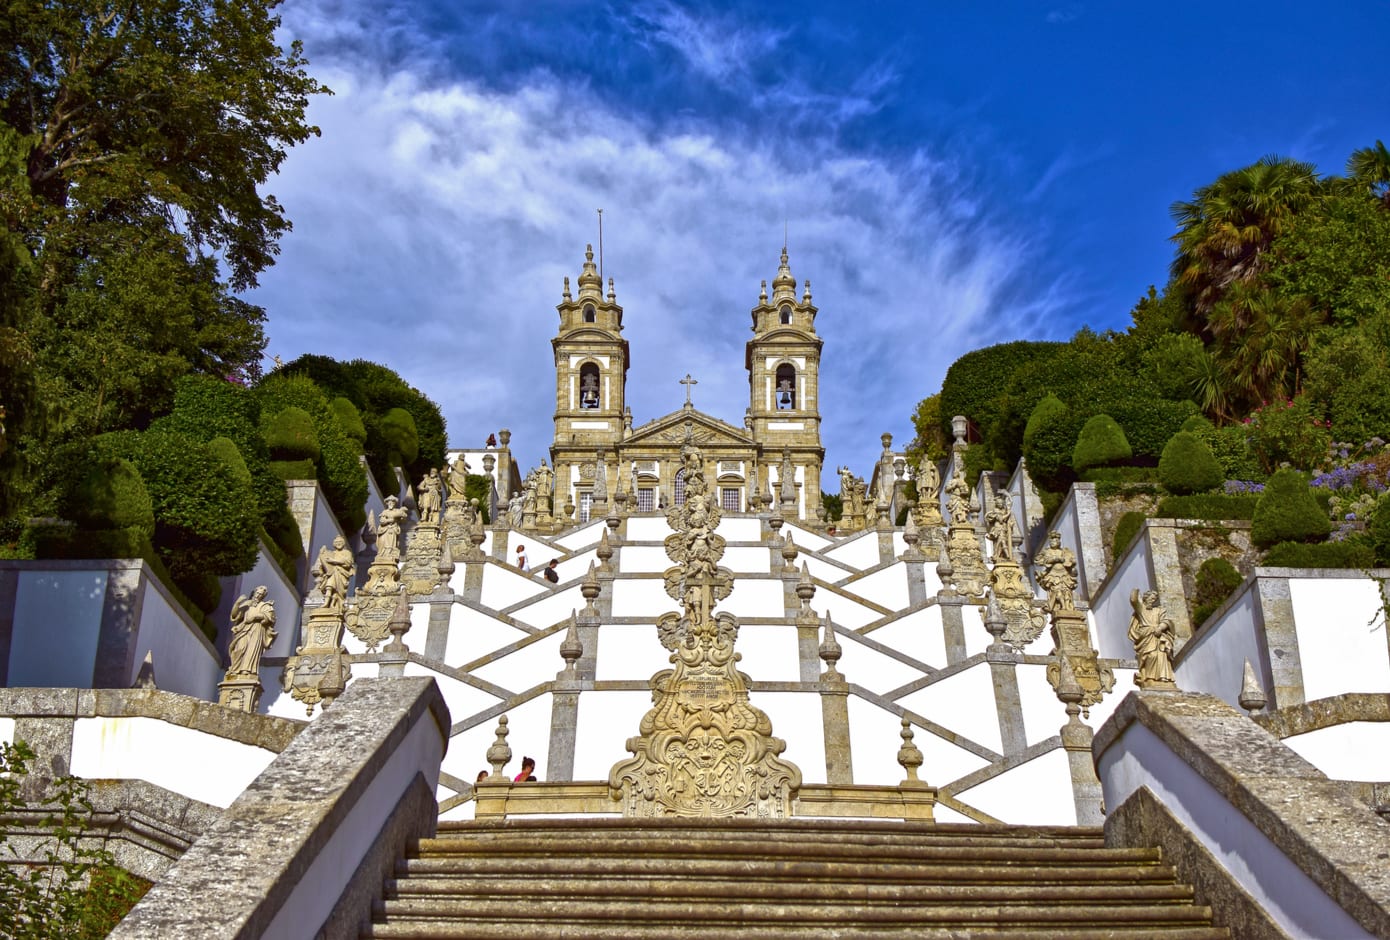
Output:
[[376, 495, 408, 560], [986, 492, 1018, 564], [944, 462, 970, 526], [535, 459, 554, 515], [447, 456, 470, 502], [1129, 589, 1177, 689], [226, 586, 276, 678], [418, 469, 443, 525], [779, 448, 795, 507], [916, 456, 940, 504], [507, 490, 524, 528], [311, 536, 354, 609], [1033, 531, 1078, 612]]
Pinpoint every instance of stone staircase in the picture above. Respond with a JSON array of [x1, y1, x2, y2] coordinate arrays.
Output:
[[362, 818, 1229, 939]]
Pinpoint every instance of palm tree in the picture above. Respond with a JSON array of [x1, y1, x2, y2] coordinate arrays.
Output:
[[1347, 140, 1390, 207], [1170, 156, 1320, 319]]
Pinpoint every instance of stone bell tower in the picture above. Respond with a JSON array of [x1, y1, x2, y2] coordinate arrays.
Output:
[[745, 248, 824, 516], [551, 244, 630, 515]]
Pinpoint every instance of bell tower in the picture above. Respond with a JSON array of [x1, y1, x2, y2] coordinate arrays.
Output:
[[746, 248, 824, 516], [551, 244, 629, 513]]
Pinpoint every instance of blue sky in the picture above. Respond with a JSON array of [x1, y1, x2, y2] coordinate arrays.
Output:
[[253, 0, 1388, 478]]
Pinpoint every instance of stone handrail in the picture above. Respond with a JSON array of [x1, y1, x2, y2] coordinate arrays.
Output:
[[110, 677, 450, 940], [1094, 691, 1390, 939], [474, 780, 935, 822]]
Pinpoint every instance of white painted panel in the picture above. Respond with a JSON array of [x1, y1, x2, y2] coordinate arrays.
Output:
[[624, 518, 673, 542], [554, 549, 597, 583], [70, 716, 275, 809], [722, 546, 772, 574], [11, 570, 108, 687], [757, 692, 825, 784], [767, 421, 804, 430], [811, 592, 881, 630], [718, 518, 763, 542], [845, 564, 910, 611], [131, 584, 222, 700], [1017, 663, 1068, 747], [719, 579, 786, 619], [962, 604, 990, 658], [0, 717, 13, 744], [1284, 722, 1390, 781], [803, 556, 851, 583], [824, 534, 880, 569], [734, 624, 800, 682], [782, 523, 831, 551], [510, 584, 586, 630], [899, 663, 1003, 754], [847, 697, 987, 786], [864, 608, 947, 670], [570, 421, 611, 430], [576, 691, 651, 779], [834, 633, 927, 693], [1290, 577, 1390, 699], [473, 632, 566, 692], [617, 546, 670, 574], [932, 803, 978, 825], [1091, 530, 1156, 660], [443, 606, 532, 667], [956, 747, 1076, 825], [404, 663, 501, 728], [594, 623, 670, 680], [1175, 581, 1265, 707], [554, 521, 607, 550], [610, 579, 673, 618], [480, 563, 548, 609]]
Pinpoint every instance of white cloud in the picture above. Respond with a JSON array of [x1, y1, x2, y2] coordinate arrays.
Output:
[[254, 4, 1069, 479]]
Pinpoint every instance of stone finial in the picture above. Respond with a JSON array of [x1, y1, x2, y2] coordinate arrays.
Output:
[[596, 526, 614, 572], [486, 715, 512, 780], [607, 277, 616, 303], [559, 610, 583, 676], [581, 561, 600, 616], [383, 591, 411, 657], [436, 538, 455, 589], [951, 415, 968, 446], [803, 279, 812, 304], [818, 613, 843, 681], [881, 432, 893, 452], [780, 528, 799, 573], [897, 719, 925, 785], [768, 504, 784, 542], [1239, 660, 1267, 715], [796, 562, 816, 614], [134, 651, 158, 690], [982, 591, 1008, 648], [936, 543, 956, 596], [562, 275, 572, 302], [759, 279, 768, 304]]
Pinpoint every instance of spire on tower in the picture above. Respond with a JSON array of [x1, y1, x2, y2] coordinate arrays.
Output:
[[771, 246, 796, 302], [577, 243, 602, 299]]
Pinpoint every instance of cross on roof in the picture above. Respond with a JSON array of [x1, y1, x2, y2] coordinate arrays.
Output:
[[680, 373, 698, 406]]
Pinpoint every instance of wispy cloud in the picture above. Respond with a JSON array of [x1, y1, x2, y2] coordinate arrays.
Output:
[[258, 0, 1072, 475], [1046, 5, 1083, 25], [625, 1, 790, 85]]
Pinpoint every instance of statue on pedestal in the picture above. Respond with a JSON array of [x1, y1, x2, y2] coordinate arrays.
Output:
[[1129, 589, 1177, 689], [1033, 531, 1078, 613]]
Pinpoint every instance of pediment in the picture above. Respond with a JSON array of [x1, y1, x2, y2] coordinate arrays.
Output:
[[624, 409, 755, 449]]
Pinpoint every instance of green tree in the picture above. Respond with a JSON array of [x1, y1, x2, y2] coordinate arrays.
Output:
[[1347, 140, 1390, 206]]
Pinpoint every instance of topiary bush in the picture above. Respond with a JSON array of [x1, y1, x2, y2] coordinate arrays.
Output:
[[331, 397, 367, 447], [264, 406, 320, 461], [1107, 398, 1199, 461], [1158, 431, 1224, 495], [1023, 393, 1067, 451], [1111, 511, 1146, 562], [1072, 414, 1133, 473], [1192, 557, 1242, 627], [378, 407, 419, 469], [70, 457, 154, 535], [1251, 468, 1332, 548], [256, 375, 368, 533], [207, 437, 253, 489], [939, 341, 1063, 442], [1022, 399, 1084, 492], [1263, 539, 1374, 569]]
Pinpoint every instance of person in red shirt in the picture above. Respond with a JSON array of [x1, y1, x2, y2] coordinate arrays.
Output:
[[514, 756, 537, 782]]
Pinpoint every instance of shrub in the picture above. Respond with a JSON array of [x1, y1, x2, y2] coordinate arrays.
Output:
[[1263, 539, 1374, 569], [378, 407, 419, 469], [940, 341, 1063, 440], [264, 406, 320, 461], [269, 458, 316, 480], [1072, 414, 1132, 472], [962, 444, 993, 485], [1181, 414, 1213, 434], [70, 457, 154, 534], [1022, 400, 1084, 492], [1112, 511, 1146, 561], [1246, 395, 1332, 474], [331, 397, 367, 446], [1156, 493, 1261, 521], [1107, 398, 1199, 460], [1158, 431, 1224, 495], [1082, 466, 1158, 484], [465, 474, 493, 524], [1192, 557, 1243, 626], [1367, 495, 1390, 565], [1023, 393, 1067, 450], [1199, 422, 1263, 481], [1251, 468, 1332, 548], [207, 437, 253, 489]]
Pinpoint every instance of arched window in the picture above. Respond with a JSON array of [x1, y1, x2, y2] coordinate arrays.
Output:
[[579, 363, 601, 409], [674, 469, 687, 506], [779, 305, 793, 325], [775, 363, 796, 410], [583, 303, 596, 323]]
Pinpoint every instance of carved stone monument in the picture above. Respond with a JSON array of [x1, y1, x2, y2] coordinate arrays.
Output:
[[282, 593, 352, 716], [609, 439, 801, 817], [1129, 589, 1178, 690], [218, 586, 277, 713]]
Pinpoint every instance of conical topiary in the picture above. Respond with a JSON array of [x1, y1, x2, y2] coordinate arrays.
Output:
[[1158, 431, 1223, 495], [1072, 414, 1132, 472], [1251, 468, 1331, 548], [72, 457, 154, 535]]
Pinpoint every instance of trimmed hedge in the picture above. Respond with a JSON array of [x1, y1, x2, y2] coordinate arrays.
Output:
[[264, 406, 320, 461], [1252, 469, 1332, 548], [1107, 398, 1199, 460], [1192, 557, 1242, 626], [1023, 405, 1085, 493], [256, 375, 368, 533], [269, 458, 316, 480], [71, 457, 154, 534], [1082, 466, 1158, 484], [1112, 511, 1146, 561], [1155, 493, 1260, 521], [378, 407, 419, 469], [1073, 414, 1132, 472], [331, 397, 367, 446], [1262, 540, 1374, 569], [207, 437, 253, 489], [938, 341, 1063, 439], [1158, 431, 1223, 495]]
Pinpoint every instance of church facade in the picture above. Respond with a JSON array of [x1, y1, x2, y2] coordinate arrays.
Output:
[[548, 245, 825, 522]]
